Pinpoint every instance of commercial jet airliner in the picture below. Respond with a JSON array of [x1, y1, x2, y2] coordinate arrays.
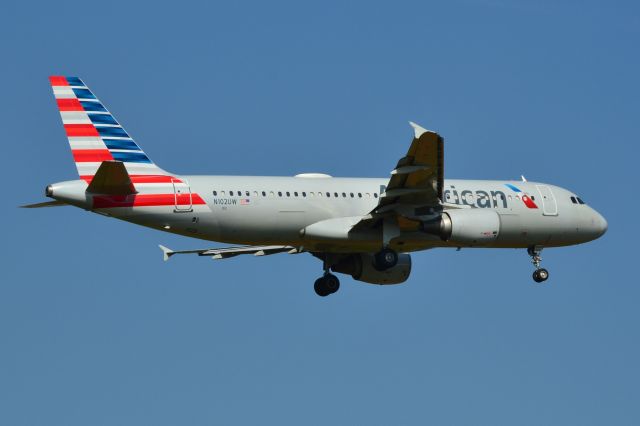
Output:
[[24, 76, 608, 296]]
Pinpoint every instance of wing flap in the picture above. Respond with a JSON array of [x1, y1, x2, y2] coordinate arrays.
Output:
[[159, 244, 299, 261]]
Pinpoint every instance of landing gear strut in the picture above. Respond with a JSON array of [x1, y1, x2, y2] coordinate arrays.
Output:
[[314, 259, 340, 297], [528, 246, 549, 283]]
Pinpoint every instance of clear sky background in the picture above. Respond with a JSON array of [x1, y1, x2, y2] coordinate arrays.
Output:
[[1, 1, 638, 425]]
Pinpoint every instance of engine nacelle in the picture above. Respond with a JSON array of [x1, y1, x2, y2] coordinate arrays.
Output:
[[422, 209, 500, 245], [332, 253, 411, 285]]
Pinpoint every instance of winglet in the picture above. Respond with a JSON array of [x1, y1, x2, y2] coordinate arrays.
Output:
[[159, 245, 174, 261], [409, 121, 430, 138]]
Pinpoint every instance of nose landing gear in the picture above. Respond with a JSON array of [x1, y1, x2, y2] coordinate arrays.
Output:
[[528, 246, 549, 283]]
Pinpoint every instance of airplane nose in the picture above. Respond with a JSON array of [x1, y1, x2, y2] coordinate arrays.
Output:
[[592, 210, 608, 238]]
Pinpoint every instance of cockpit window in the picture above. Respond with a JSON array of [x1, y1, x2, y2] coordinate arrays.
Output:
[[577, 197, 585, 204], [570, 196, 577, 204]]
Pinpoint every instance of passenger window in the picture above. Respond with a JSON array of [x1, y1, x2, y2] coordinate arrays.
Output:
[[358, 193, 362, 198], [326, 192, 331, 197], [350, 193, 354, 198], [230, 191, 234, 196], [213, 190, 217, 196], [245, 191, 250, 196], [278, 191, 282, 197], [366, 193, 370, 198], [309, 192, 314, 197], [269, 191, 274, 197], [294, 192, 298, 197], [342, 192, 346, 197], [286, 192, 290, 197], [302, 192, 306, 197], [221, 190, 226, 196], [334, 192, 338, 197], [262, 191, 266, 197], [374, 193, 378, 198], [318, 192, 323, 197]]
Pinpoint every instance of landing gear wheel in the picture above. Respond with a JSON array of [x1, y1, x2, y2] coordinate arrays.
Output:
[[314, 277, 330, 297], [374, 248, 399, 271], [532, 268, 549, 283], [527, 246, 549, 283], [314, 274, 340, 297], [324, 274, 340, 293]]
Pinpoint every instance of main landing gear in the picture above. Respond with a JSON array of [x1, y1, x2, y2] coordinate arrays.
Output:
[[314, 273, 340, 297], [311, 247, 399, 297], [373, 247, 399, 271], [528, 246, 549, 283]]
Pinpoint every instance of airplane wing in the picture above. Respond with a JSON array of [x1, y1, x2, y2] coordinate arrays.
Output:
[[159, 244, 301, 261], [353, 122, 444, 232]]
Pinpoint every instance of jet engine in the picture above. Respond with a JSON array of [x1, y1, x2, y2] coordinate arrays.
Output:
[[421, 209, 500, 245], [332, 253, 411, 285]]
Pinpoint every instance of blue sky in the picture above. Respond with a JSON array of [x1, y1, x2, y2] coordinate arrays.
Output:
[[1, 1, 638, 424]]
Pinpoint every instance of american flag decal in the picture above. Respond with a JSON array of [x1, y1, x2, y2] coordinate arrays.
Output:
[[240, 198, 251, 205]]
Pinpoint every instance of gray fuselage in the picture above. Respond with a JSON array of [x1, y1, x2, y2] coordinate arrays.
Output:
[[49, 175, 606, 253]]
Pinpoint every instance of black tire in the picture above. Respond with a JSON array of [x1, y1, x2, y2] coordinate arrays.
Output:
[[532, 269, 549, 283], [537, 268, 549, 282], [324, 274, 340, 294], [374, 248, 398, 271], [314, 277, 330, 297]]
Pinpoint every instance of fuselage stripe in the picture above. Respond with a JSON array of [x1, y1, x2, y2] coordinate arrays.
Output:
[[93, 193, 205, 208], [80, 174, 183, 183]]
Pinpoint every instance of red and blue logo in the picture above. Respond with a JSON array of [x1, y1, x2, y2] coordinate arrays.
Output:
[[504, 184, 538, 209]]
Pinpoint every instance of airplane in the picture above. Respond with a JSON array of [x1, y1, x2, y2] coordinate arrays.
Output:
[[24, 76, 608, 297]]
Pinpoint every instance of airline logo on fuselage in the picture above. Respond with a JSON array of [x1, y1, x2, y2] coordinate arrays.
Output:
[[442, 184, 539, 209], [443, 186, 508, 209], [504, 184, 538, 209]]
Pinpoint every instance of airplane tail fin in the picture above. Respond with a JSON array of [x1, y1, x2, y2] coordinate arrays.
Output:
[[49, 76, 168, 183]]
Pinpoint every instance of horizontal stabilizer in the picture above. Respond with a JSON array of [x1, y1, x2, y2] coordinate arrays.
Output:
[[86, 161, 137, 195], [20, 200, 67, 208]]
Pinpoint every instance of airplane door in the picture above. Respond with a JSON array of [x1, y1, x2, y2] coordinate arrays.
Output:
[[536, 185, 558, 216], [172, 178, 193, 212]]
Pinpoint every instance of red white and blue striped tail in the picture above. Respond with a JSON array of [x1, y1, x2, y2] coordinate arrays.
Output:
[[49, 76, 169, 183]]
